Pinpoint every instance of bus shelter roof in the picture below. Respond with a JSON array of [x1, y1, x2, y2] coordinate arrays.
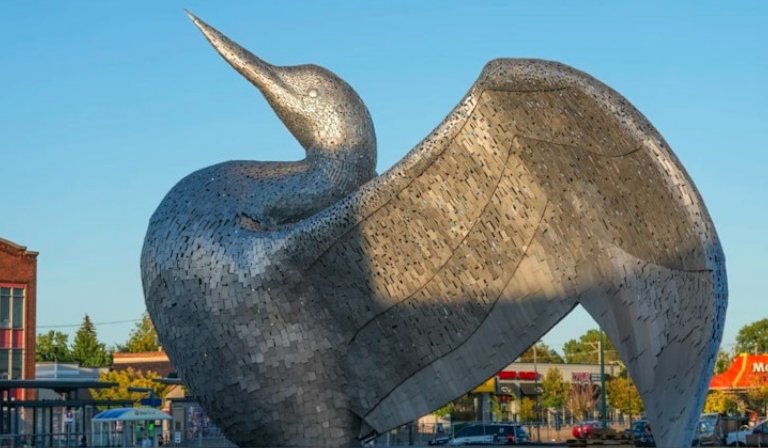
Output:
[[92, 407, 171, 422]]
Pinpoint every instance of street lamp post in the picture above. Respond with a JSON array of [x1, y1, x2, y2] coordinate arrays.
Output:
[[533, 343, 540, 443], [599, 332, 607, 428]]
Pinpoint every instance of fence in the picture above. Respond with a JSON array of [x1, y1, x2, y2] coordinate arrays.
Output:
[[365, 418, 636, 446]]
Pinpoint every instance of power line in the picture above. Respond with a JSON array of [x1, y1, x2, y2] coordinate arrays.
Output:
[[37, 319, 141, 329]]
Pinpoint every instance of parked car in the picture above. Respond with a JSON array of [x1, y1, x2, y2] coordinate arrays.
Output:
[[572, 420, 618, 440], [447, 423, 528, 445], [633, 421, 655, 447], [510, 425, 529, 444], [428, 434, 451, 445], [726, 419, 768, 446], [696, 413, 725, 446], [631, 420, 649, 440]]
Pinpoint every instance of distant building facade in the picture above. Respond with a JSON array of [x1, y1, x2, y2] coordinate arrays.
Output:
[[0, 237, 38, 396], [492, 362, 621, 399], [112, 350, 174, 377]]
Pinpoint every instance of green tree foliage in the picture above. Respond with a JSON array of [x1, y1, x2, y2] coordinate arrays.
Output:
[[71, 314, 112, 367], [36, 330, 74, 362], [541, 367, 567, 410], [518, 342, 564, 363], [518, 397, 536, 422], [566, 383, 597, 420], [715, 349, 733, 374], [735, 319, 768, 354], [703, 390, 740, 414], [118, 312, 159, 353], [490, 396, 504, 421], [432, 402, 453, 419], [744, 377, 768, 416], [90, 367, 169, 405], [449, 394, 476, 422], [563, 329, 619, 364], [606, 376, 644, 417]]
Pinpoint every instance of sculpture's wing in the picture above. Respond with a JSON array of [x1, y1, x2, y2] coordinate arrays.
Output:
[[286, 59, 725, 446]]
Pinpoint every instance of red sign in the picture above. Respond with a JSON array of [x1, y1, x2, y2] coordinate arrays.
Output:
[[498, 371, 539, 381], [572, 372, 591, 383]]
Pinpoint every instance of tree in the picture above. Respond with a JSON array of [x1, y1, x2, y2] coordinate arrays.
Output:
[[36, 330, 74, 362], [71, 314, 112, 367], [490, 396, 504, 421], [715, 349, 733, 374], [518, 342, 564, 364], [563, 329, 619, 364], [703, 390, 740, 414], [118, 312, 159, 353], [541, 367, 568, 410], [432, 402, 453, 419], [449, 394, 476, 422], [735, 319, 768, 354], [606, 376, 644, 418], [566, 383, 597, 420], [518, 397, 536, 422], [90, 367, 169, 406], [744, 376, 768, 417]]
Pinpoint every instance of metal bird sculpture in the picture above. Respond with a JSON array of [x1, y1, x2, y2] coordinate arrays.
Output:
[[142, 13, 727, 448]]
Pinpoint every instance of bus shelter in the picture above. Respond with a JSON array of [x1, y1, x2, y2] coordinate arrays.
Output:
[[91, 407, 171, 447]]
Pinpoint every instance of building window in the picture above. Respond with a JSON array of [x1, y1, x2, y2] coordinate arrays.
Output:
[[12, 288, 23, 329], [0, 286, 25, 379], [11, 350, 22, 379], [0, 288, 9, 328], [0, 348, 8, 378]]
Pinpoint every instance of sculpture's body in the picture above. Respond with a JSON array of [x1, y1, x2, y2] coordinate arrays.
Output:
[[142, 14, 727, 447]]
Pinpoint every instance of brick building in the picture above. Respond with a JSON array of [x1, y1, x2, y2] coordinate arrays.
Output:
[[0, 237, 38, 395]]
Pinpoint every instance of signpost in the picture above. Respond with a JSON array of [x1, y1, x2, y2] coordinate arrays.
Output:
[[140, 397, 162, 408], [128, 387, 162, 408]]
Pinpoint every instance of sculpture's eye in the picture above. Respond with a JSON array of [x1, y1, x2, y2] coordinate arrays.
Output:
[[308, 89, 319, 98]]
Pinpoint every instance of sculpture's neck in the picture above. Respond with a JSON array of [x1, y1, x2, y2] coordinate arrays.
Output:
[[305, 143, 376, 188]]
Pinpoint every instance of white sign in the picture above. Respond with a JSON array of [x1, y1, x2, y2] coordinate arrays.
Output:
[[174, 431, 182, 444]]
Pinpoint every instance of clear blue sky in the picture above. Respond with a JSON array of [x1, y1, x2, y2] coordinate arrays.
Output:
[[1, 2, 765, 352]]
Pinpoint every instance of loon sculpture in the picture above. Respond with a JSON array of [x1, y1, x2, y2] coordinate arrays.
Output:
[[142, 13, 727, 448]]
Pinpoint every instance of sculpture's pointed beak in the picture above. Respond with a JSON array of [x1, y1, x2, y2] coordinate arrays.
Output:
[[186, 11, 297, 106]]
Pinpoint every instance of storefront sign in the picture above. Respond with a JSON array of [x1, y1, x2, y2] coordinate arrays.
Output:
[[753, 362, 768, 373], [572, 372, 591, 383], [497, 371, 539, 381]]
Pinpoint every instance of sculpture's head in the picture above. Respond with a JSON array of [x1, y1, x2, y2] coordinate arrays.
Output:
[[187, 12, 376, 164]]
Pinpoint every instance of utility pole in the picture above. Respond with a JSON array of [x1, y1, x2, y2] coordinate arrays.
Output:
[[533, 343, 541, 443], [599, 331, 607, 428]]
